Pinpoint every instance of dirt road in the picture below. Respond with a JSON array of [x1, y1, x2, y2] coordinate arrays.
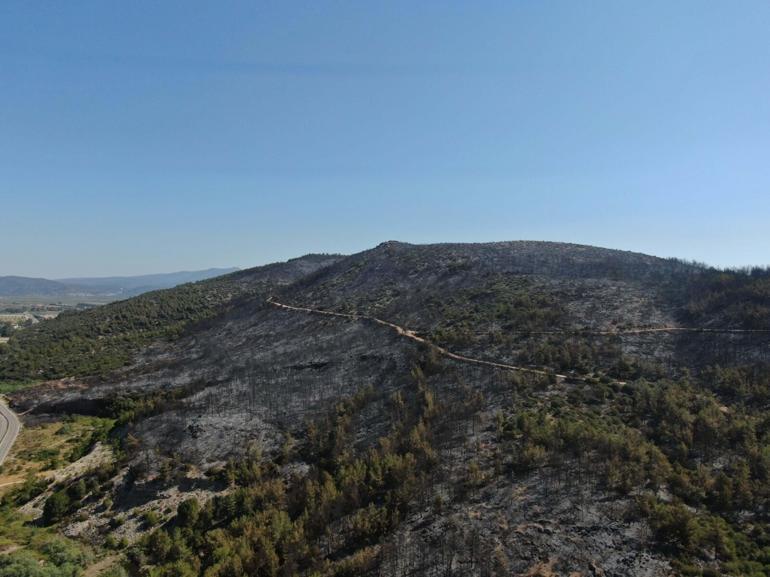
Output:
[[268, 297, 770, 387], [267, 297, 571, 380]]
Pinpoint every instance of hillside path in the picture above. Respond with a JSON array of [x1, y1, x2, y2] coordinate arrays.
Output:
[[268, 297, 770, 384], [267, 298, 571, 380]]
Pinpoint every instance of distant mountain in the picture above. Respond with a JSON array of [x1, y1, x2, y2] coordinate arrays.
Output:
[[0, 268, 239, 299], [56, 268, 240, 297], [0, 276, 71, 297]]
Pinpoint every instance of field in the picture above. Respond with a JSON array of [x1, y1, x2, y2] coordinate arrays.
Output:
[[0, 298, 107, 329], [0, 296, 114, 308]]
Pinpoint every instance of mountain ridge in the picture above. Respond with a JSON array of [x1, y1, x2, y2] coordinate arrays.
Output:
[[0, 267, 240, 298]]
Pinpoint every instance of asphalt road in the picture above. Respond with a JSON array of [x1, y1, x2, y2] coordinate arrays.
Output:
[[0, 400, 20, 467]]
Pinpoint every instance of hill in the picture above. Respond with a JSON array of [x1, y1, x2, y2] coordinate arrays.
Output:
[[3, 241, 770, 577], [0, 255, 341, 383]]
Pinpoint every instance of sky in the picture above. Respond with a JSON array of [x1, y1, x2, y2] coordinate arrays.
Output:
[[2, 1, 769, 277]]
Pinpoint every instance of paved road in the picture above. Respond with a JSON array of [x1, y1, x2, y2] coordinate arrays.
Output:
[[0, 400, 21, 467]]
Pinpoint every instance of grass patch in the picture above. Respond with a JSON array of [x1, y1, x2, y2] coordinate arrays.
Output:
[[0, 506, 97, 576], [0, 414, 119, 576], [0, 380, 39, 395], [0, 415, 114, 491]]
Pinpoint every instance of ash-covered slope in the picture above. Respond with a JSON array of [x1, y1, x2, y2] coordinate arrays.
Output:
[[13, 241, 765, 428], [284, 240, 693, 324], [280, 241, 768, 373]]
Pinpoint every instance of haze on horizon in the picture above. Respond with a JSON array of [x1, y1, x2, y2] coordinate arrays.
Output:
[[2, 1, 769, 278]]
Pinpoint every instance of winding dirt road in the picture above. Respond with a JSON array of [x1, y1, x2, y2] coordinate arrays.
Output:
[[0, 400, 20, 467], [268, 297, 770, 385], [267, 298, 571, 380]]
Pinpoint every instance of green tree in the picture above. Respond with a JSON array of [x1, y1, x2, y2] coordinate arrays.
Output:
[[43, 490, 71, 525], [176, 498, 200, 529]]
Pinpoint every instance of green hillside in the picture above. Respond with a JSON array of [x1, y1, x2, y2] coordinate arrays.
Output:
[[0, 255, 341, 385]]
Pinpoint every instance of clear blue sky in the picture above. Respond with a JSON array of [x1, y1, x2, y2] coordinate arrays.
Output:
[[2, 1, 769, 277]]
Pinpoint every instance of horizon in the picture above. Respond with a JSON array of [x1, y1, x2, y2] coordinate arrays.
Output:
[[4, 239, 769, 280], [3, 2, 770, 276]]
